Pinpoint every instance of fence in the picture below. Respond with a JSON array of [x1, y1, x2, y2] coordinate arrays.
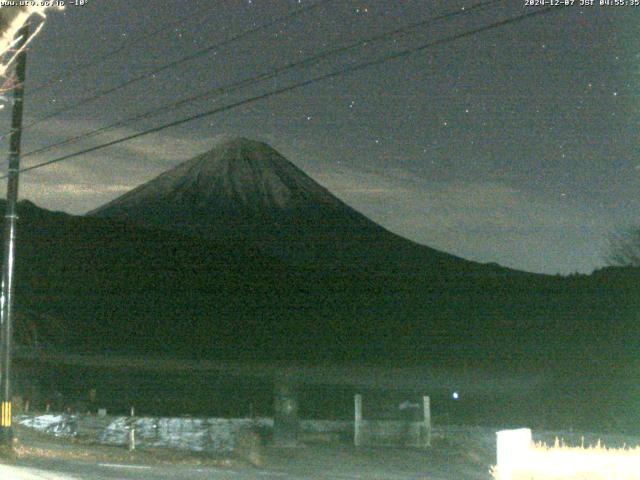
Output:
[[354, 394, 431, 448]]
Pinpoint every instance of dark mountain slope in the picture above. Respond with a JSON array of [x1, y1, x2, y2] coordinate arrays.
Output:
[[1, 199, 635, 375]]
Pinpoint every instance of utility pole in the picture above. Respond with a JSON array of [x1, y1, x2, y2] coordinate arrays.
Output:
[[0, 23, 29, 446]]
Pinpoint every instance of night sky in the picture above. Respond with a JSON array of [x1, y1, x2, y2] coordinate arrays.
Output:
[[1, 0, 637, 275]]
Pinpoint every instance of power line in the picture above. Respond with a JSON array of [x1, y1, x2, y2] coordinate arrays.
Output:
[[23, 0, 502, 159], [27, 1, 220, 97], [7, 0, 327, 138], [9, 5, 564, 179]]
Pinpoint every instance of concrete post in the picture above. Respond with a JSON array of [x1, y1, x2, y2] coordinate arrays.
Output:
[[128, 406, 136, 451], [423, 395, 431, 447], [128, 427, 135, 451], [354, 394, 362, 447], [273, 374, 299, 447]]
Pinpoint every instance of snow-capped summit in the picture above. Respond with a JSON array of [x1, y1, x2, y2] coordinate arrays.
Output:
[[91, 136, 341, 215]]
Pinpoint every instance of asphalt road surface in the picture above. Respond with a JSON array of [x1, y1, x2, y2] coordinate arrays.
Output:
[[2, 458, 452, 480], [2, 460, 310, 480]]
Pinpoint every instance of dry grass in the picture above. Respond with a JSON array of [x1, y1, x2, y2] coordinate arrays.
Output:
[[491, 438, 640, 480], [12, 425, 237, 469], [233, 427, 263, 467]]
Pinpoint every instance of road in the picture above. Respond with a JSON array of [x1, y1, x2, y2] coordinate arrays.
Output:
[[2, 457, 451, 480], [2, 459, 294, 480], [0, 437, 493, 480]]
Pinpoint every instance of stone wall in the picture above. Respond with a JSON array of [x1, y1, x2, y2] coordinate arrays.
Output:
[[15, 414, 352, 453]]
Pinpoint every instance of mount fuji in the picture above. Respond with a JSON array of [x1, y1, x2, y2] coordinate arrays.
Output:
[[90, 136, 499, 275]]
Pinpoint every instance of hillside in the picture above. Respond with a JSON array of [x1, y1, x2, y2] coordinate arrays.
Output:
[[0, 198, 634, 373]]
